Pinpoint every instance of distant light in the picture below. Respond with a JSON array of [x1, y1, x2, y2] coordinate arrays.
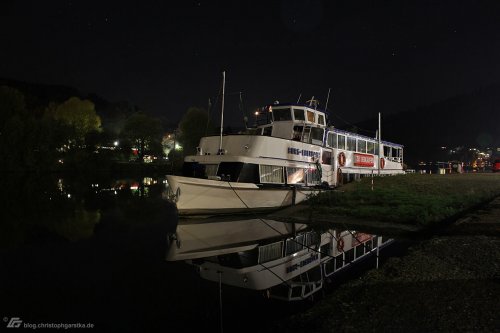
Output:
[[254, 111, 259, 116], [67, 194, 71, 198], [114, 141, 119, 146], [114, 190, 117, 195]]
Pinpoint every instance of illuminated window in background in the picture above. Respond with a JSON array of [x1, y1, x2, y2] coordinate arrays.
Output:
[[338, 135, 346, 150], [259, 165, 284, 183], [286, 167, 305, 184], [293, 108, 305, 120], [307, 110, 315, 122]]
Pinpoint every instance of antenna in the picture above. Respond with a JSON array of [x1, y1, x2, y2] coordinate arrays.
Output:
[[324, 88, 331, 111], [296, 93, 302, 104], [218, 71, 225, 154]]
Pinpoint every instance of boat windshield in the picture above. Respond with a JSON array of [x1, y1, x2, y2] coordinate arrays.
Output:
[[272, 107, 292, 121]]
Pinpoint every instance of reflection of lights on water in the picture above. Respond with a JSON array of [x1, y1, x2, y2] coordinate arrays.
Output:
[[57, 179, 64, 192], [114, 190, 117, 195]]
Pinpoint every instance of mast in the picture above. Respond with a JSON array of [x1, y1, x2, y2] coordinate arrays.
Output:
[[324, 88, 331, 112], [378, 112, 381, 176], [219, 71, 225, 154]]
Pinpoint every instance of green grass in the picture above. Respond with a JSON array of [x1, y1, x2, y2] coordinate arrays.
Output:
[[308, 173, 500, 225]]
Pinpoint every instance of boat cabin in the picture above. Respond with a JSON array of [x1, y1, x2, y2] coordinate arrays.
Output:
[[254, 104, 327, 145]]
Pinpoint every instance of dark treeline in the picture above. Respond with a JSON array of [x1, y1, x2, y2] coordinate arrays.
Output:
[[0, 79, 170, 175], [0, 79, 167, 250]]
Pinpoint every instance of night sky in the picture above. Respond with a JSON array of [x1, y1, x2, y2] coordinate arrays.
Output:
[[1, 0, 500, 126]]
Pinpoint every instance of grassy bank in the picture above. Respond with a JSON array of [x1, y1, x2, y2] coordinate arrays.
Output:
[[306, 173, 500, 226]]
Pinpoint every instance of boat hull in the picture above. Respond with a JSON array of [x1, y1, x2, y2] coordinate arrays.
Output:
[[166, 175, 317, 215]]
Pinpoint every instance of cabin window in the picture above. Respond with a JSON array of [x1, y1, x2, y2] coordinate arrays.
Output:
[[217, 162, 243, 182], [205, 164, 218, 178], [322, 150, 332, 165], [286, 167, 305, 184], [310, 127, 324, 145], [262, 126, 272, 136], [273, 108, 292, 121], [383, 146, 391, 157], [327, 133, 337, 148], [306, 110, 315, 122], [306, 168, 321, 185], [357, 140, 367, 153], [338, 135, 346, 150], [293, 108, 305, 121], [302, 127, 311, 143], [391, 148, 402, 161], [292, 125, 303, 141], [238, 163, 260, 183], [182, 162, 206, 178], [367, 141, 375, 154], [318, 114, 325, 125], [347, 137, 356, 151], [259, 165, 284, 184]]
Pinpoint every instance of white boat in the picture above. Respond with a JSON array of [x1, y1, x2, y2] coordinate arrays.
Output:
[[167, 101, 404, 215], [166, 218, 392, 301]]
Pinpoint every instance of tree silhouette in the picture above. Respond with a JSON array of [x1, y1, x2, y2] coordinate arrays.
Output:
[[178, 107, 214, 156], [45, 97, 101, 146], [121, 113, 163, 161]]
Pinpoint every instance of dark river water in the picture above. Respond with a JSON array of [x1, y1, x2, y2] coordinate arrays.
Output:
[[0, 175, 396, 332]]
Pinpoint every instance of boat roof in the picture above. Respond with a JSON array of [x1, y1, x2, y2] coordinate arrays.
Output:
[[332, 128, 404, 148], [270, 103, 329, 114]]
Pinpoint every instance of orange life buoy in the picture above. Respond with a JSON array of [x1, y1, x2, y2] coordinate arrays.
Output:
[[380, 157, 385, 169], [338, 152, 346, 167], [337, 237, 344, 252]]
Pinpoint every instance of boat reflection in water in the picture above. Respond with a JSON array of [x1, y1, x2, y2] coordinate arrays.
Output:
[[166, 218, 392, 301]]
